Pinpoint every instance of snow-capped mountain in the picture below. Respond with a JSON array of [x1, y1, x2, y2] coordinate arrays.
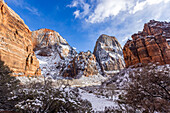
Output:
[[32, 30, 125, 79]]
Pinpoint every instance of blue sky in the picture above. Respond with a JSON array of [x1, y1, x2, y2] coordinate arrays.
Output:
[[5, 0, 170, 52]]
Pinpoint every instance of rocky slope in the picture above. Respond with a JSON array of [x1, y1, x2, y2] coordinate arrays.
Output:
[[94, 34, 125, 76], [32, 28, 77, 78], [123, 20, 170, 67], [0, 0, 40, 76], [34, 33, 124, 78], [33, 30, 102, 78]]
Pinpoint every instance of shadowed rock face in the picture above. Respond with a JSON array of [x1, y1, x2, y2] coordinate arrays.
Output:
[[94, 34, 125, 76], [123, 20, 170, 67], [0, 0, 41, 76], [61, 51, 101, 78]]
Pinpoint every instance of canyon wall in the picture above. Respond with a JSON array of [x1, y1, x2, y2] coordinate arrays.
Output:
[[123, 20, 170, 67], [0, 0, 41, 76]]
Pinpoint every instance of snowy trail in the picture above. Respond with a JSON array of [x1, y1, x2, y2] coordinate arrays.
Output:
[[79, 89, 117, 111]]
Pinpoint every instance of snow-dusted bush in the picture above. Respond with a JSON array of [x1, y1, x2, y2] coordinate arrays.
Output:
[[0, 60, 20, 111], [14, 80, 93, 113], [117, 63, 170, 112]]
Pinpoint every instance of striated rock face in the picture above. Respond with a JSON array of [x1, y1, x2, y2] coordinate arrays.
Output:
[[61, 51, 101, 78], [32, 28, 76, 59], [0, 0, 41, 76], [94, 34, 125, 75], [123, 20, 170, 67]]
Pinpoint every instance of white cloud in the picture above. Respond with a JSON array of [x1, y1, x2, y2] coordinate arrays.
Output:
[[74, 10, 80, 18], [86, 0, 134, 23], [68, 0, 90, 18], [69, 0, 170, 23], [68, 0, 170, 48], [67, 1, 78, 7], [130, 0, 170, 14]]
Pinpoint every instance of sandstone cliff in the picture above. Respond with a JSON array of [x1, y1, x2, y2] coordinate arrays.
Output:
[[94, 34, 125, 75], [0, 0, 41, 76], [123, 20, 170, 67]]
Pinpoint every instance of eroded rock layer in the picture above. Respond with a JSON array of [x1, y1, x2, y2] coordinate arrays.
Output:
[[123, 20, 170, 67], [0, 0, 41, 76], [94, 34, 125, 76]]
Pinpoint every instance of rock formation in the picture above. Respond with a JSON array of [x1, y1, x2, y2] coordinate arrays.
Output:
[[34, 33, 125, 78], [123, 20, 170, 67], [94, 34, 125, 75], [33, 29, 100, 78], [0, 0, 41, 76], [61, 51, 101, 78], [32, 28, 76, 59], [0, 0, 125, 78], [32, 29, 78, 78]]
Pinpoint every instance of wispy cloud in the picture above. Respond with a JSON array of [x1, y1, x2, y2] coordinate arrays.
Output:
[[25, 6, 40, 16], [130, 0, 170, 14], [68, 0, 170, 23], [5, 0, 40, 16], [73, 10, 80, 18], [67, 0, 90, 18], [68, 0, 170, 47]]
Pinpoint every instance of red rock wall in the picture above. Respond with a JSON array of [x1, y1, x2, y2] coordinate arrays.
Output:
[[0, 0, 41, 76], [123, 20, 170, 67]]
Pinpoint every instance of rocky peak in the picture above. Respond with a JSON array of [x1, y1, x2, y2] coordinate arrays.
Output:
[[94, 34, 125, 76], [32, 28, 76, 59], [32, 28, 68, 49], [123, 20, 170, 67]]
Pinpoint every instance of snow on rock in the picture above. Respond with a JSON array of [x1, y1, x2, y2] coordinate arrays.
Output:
[[32, 29, 77, 78], [32, 29, 104, 80], [94, 34, 125, 76]]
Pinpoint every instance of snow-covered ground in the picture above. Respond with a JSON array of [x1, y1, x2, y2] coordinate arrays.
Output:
[[17, 74, 107, 87], [35, 50, 62, 78], [79, 89, 118, 111]]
